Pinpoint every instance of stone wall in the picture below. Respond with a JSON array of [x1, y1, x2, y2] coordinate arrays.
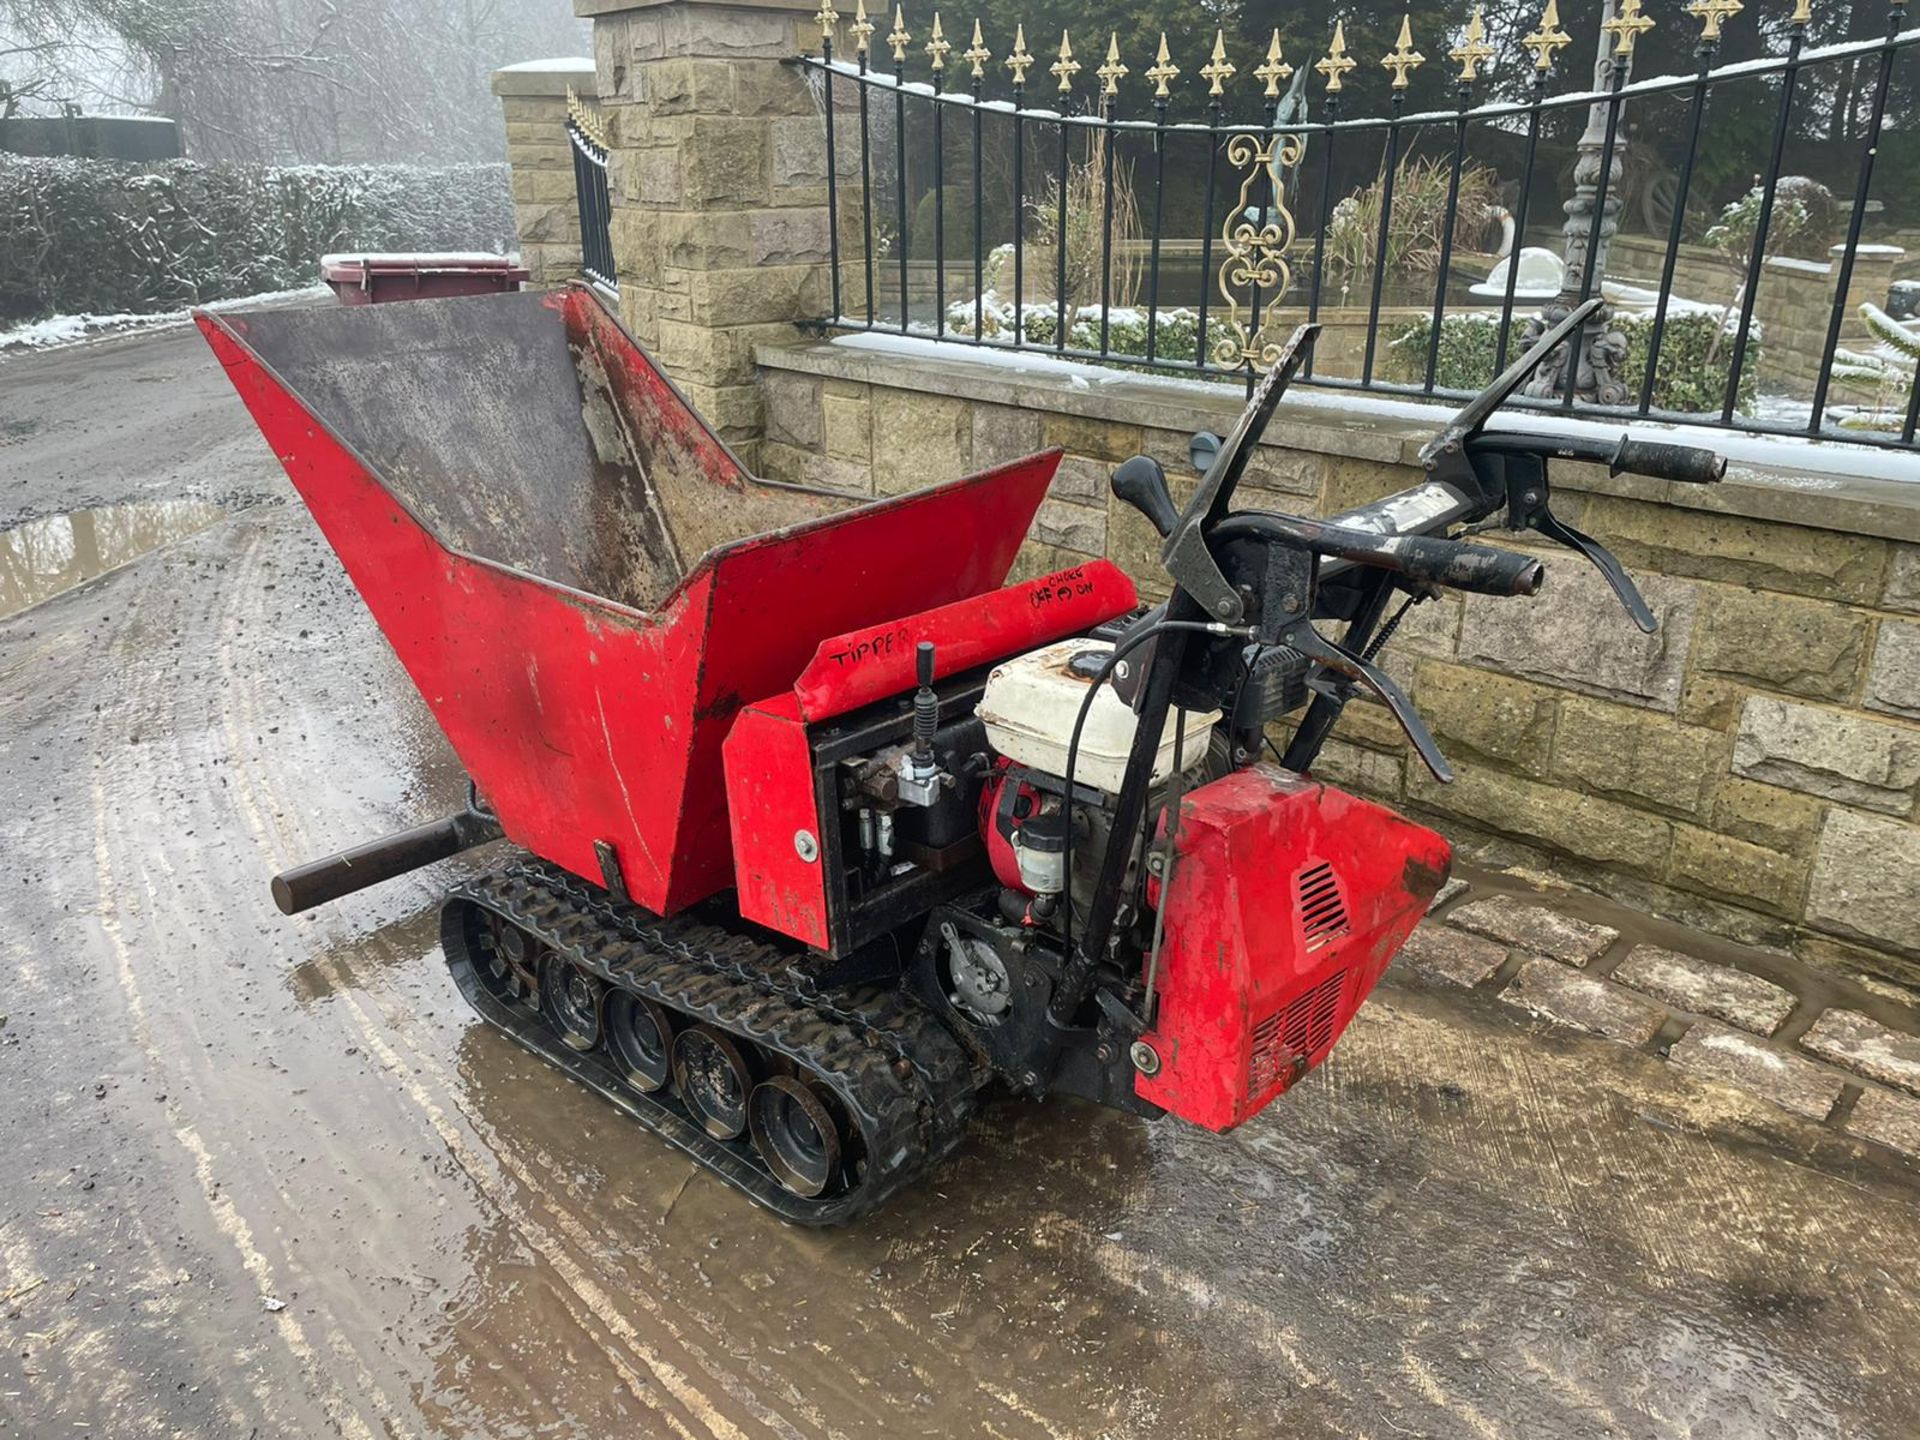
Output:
[[490, 59, 594, 286], [757, 337, 1920, 995]]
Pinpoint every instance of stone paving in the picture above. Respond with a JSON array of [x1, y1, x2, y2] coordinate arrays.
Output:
[[1406, 869, 1920, 1161]]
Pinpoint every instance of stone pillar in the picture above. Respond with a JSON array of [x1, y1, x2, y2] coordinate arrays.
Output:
[[490, 58, 595, 286], [581, 0, 850, 455]]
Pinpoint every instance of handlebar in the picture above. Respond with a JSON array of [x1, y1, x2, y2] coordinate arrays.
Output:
[[1467, 431, 1727, 486], [1212, 511, 1545, 598]]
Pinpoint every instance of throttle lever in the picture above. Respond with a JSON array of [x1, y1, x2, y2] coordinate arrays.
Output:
[[1281, 619, 1455, 783], [1530, 507, 1655, 634], [1499, 455, 1656, 634]]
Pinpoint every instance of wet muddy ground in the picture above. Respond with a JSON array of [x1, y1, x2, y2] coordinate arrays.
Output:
[[2, 325, 1918, 1439]]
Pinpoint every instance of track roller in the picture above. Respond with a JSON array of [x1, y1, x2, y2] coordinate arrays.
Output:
[[673, 1025, 755, 1141], [606, 991, 675, 1093], [749, 1077, 844, 1200], [542, 953, 605, 1051]]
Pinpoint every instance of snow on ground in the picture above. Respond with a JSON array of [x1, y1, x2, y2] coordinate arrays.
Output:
[[1, 286, 330, 354]]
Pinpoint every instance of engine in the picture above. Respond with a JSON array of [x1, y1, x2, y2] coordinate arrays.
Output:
[[974, 636, 1220, 931]]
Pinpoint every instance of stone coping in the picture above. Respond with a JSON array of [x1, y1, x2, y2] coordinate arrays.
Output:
[[491, 58, 595, 96], [757, 338, 1920, 544]]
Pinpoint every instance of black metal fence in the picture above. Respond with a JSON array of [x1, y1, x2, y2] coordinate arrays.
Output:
[[566, 87, 617, 295], [796, 0, 1920, 451]]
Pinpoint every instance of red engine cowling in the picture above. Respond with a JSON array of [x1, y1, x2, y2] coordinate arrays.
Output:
[[1137, 765, 1450, 1132]]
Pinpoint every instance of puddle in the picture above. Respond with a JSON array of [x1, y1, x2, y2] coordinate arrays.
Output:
[[0, 499, 228, 619]]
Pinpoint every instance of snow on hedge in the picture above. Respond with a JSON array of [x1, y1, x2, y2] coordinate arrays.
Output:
[[0, 156, 514, 323]]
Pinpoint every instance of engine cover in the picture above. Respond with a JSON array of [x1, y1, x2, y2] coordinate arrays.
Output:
[[1136, 765, 1450, 1132]]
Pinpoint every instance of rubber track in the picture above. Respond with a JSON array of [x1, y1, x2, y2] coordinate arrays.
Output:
[[442, 858, 979, 1224]]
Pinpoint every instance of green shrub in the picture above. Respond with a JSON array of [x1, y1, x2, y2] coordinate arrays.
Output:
[[1386, 309, 1759, 415], [0, 155, 513, 322]]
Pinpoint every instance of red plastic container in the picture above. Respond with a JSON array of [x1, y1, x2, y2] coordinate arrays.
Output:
[[320, 252, 529, 305]]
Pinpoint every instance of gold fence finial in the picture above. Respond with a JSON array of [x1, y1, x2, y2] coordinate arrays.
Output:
[[1790, 0, 1813, 24], [816, 0, 839, 42], [1052, 29, 1080, 92], [1146, 32, 1180, 98], [1451, 6, 1495, 81], [1096, 32, 1128, 96], [1202, 29, 1238, 97], [565, 84, 611, 151], [1602, 0, 1654, 55], [889, 4, 911, 63], [1523, 0, 1572, 71], [964, 18, 991, 78], [1382, 14, 1425, 89], [1006, 23, 1034, 85], [926, 10, 951, 70], [1685, 0, 1743, 40], [851, 0, 875, 56], [1254, 30, 1291, 97], [1317, 21, 1356, 92]]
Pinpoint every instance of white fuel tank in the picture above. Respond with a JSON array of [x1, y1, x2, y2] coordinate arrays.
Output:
[[977, 637, 1220, 794]]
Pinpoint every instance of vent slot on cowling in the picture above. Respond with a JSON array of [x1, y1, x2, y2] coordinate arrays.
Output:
[[1248, 969, 1349, 1093], [1297, 861, 1350, 952]]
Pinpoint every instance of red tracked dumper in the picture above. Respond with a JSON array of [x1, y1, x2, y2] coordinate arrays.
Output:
[[199, 287, 1724, 1222]]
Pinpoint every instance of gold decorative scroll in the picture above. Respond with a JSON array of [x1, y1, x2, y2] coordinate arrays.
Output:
[[1214, 131, 1306, 371]]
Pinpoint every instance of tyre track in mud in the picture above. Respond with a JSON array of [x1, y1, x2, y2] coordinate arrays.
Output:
[[87, 519, 416, 1440], [101, 511, 735, 1440]]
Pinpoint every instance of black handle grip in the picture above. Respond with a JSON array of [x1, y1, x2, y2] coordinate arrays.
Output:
[[1609, 437, 1726, 485], [916, 640, 936, 687], [1111, 454, 1180, 538], [1390, 533, 1546, 597]]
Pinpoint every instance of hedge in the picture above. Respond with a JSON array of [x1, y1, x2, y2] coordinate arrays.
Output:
[[1386, 309, 1759, 416], [0, 156, 514, 323]]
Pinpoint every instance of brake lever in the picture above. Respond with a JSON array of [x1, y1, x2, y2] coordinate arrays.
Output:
[[1259, 545, 1454, 782], [1281, 619, 1454, 783], [1495, 452, 1656, 634]]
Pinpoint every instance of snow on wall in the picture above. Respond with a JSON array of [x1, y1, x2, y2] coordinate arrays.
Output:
[[0, 156, 515, 323]]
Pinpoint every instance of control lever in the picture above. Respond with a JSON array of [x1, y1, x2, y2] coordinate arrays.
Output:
[[896, 641, 943, 805], [1487, 450, 1658, 633], [1283, 619, 1454, 782], [1110, 455, 1179, 538], [1259, 545, 1455, 781]]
